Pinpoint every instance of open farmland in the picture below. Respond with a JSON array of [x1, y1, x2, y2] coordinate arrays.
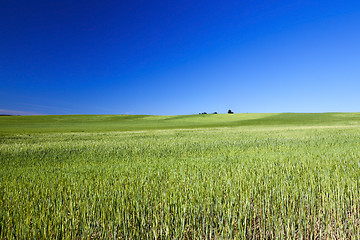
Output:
[[1, 113, 360, 239]]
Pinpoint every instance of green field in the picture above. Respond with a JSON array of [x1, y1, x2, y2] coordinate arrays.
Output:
[[1, 113, 360, 239]]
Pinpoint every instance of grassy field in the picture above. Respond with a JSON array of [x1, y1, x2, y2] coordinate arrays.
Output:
[[1, 113, 360, 239], [2, 112, 360, 134]]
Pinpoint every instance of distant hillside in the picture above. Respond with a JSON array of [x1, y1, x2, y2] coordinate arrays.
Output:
[[1, 113, 360, 134]]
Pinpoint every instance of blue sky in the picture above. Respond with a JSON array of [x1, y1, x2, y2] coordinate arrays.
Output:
[[1, 0, 360, 115]]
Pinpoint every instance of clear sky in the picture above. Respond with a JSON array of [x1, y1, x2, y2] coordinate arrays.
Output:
[[1, 0, 360, 115]]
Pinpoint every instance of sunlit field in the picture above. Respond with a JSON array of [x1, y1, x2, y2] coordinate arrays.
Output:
[[1, 113, 360, 239]]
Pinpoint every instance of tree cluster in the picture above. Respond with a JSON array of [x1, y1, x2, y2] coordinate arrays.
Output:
[[198, 110, 233, 114]]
